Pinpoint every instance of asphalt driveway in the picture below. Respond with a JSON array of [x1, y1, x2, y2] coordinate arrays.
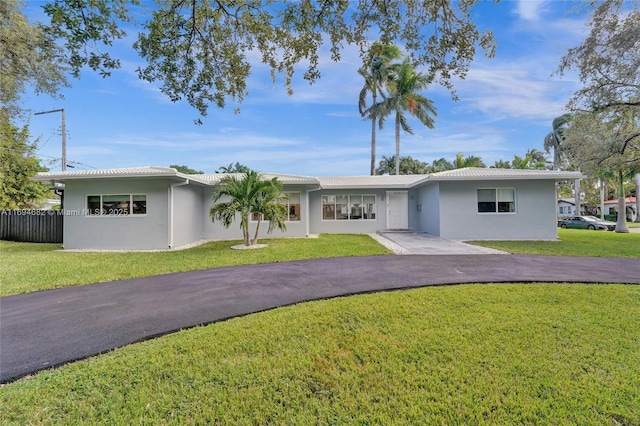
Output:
[[2, 254, 639, 383]]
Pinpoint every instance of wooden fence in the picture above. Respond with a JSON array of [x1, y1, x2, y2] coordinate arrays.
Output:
[[0, 210, 63, 243]]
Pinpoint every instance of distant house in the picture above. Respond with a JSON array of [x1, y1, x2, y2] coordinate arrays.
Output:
[[603, 197, 637, 222], [557, 197, 586, 217], [33, 166, 583, 250]]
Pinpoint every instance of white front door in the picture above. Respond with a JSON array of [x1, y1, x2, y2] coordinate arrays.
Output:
[[386, 191, 409, 230]]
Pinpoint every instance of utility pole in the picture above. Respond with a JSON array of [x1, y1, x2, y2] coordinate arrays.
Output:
[[34, 108, 66, 171]]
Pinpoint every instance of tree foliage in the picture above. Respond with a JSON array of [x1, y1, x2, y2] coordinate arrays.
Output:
[[1, 0, 67, 120], [40, 0, 496, 120], [375, 155, 430, 175], [543, 114, 572, 170], [359, 43, 402, 175], [558, 0, 640, 113], [369, 57, 437, 175], [0, 121, 49, 209], [557, 0, 640, 231], [170, 164, 204, 174], [563, 110, 639, 232], [216, 162, 251, 174], [453, 152, 485, 169], [209, 170, 287, 246]]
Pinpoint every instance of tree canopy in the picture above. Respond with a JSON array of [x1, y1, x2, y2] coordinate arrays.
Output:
[[216, 162, 251, 174], [1, 0, 67, 120], [40, 0, 496, 121], [209, 170, 287, 246], [170, 165, 205, 174], [375, 155, 430, 175], [0, 121, 50, 209], [359, 43, 402, 175], [558, 0, 640, 114], [557, 0, 639, 231]]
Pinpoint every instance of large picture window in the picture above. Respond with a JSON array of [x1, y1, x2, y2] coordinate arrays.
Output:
[[477, 188, 515, 213], [251, 192, 301, 222], [322, 194, 376, 220], [87, 194, 147, 216]]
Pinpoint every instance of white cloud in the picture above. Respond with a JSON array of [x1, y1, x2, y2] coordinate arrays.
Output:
[[516, 0, 549, 21], [106, 131, 304, 150]]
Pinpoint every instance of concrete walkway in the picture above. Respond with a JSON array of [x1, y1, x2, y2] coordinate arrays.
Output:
[[372, 232, 508, 255], [1, 254, 639, 383]]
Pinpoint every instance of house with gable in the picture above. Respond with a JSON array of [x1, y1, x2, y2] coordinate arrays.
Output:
[[33, 166, 583, 250]]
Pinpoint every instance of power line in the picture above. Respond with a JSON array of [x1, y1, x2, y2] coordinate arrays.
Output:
[[0, 145, 97, 170]]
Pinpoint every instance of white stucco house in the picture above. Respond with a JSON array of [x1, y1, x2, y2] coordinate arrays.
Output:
[[557, 197, 586, 217], [33, 166, 583, 250], [603, 197, 637, 222]]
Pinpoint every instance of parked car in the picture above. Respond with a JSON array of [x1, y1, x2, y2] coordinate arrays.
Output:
[[557, 215, 616, 231]]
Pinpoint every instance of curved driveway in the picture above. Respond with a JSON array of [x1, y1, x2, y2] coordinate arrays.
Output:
[[2, 254, 639, 383]]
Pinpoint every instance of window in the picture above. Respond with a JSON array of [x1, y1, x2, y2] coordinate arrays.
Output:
[[251, 192, 301, 222], [86, 194, 147, 216], [322, 194, 376, 220], [477, 188, 515, 213]]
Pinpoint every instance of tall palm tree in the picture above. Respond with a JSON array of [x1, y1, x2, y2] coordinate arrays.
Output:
[[370, 58, 437, 175], [209, 170, 287, 246], [358, 43, 402, 175]]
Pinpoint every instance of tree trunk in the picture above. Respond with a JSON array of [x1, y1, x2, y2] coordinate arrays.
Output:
[[635, 173, 640, 223], [574, 178, 581, 216], [599, 179, 605, 220], [370, 93, 377, 176], [615, 170, 629, 233], [251, 218, 262, 246], [241, 213, 250, 245], [395, 113, 400, 175]]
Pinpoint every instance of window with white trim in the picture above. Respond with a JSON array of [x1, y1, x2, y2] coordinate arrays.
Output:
[[251, 192, 301, 222], [86, 194, 147, 216], [477, 188, 515, 213], [322, 194, 376, 220]]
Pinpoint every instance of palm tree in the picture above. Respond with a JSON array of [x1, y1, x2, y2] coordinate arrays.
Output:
[[453, 152, 485, 169], [216, 162, 250, 173], [370, 58, 437, 175], [375, 154, 430, 175], [543, 114, 572, 170], [209, 170, 287, 246], [358, 43, 402, 175]]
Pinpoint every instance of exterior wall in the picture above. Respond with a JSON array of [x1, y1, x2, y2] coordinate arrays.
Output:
[[436, 180, 558, 240], [171, 184, 204, 248], [407, 188, 422, 231], [202, 185, 310, 241], [62, 178, 170, 250], [415, 183, 441, 236], [308, 189, 388, 234]]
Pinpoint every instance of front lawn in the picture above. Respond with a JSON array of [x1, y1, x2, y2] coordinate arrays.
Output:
[[0, 235, 391, 297], [1, 284, 638, 424], [470, 228, 640, 258]]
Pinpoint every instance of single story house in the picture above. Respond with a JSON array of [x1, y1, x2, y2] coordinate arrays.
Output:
[[34, 166, 583, 250], [603, 197, 637, 222], [557, 197, 586, 217]]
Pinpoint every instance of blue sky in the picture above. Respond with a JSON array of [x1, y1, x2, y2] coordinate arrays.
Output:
[[22, 0, 589, 176]]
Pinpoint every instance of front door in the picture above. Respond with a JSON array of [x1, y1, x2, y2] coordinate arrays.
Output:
[[386, 191, 408, 230]]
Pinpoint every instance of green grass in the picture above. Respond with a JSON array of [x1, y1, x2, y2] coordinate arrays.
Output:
[[0, 235, 391, 297], [1, 284, 638, 424], [470, 228, 640, 258]]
